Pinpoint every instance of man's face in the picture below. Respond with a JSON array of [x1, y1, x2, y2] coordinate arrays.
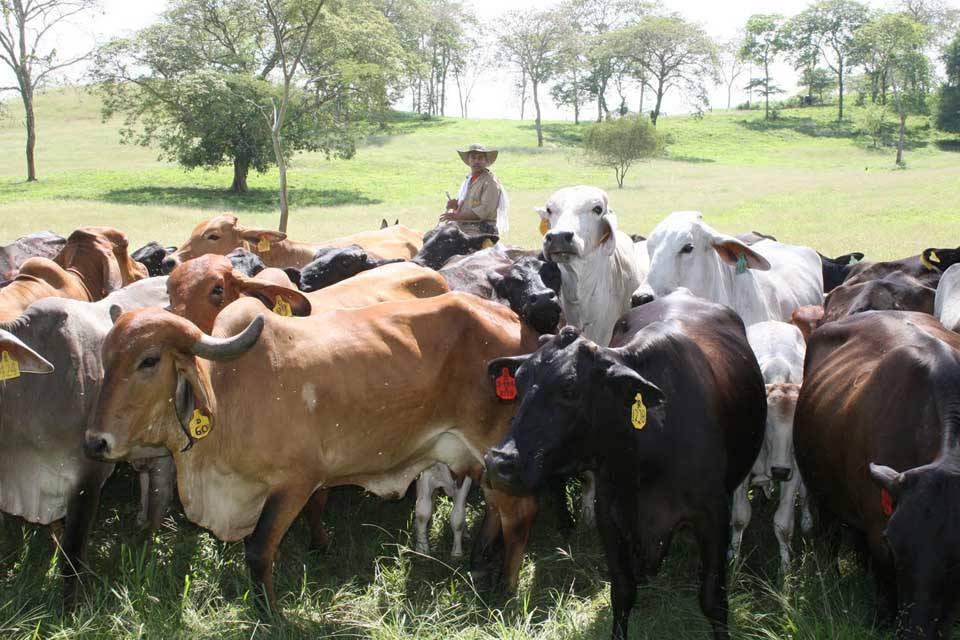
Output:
[[468, 151, 489, 172]]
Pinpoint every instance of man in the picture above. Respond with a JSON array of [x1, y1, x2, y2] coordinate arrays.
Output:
[[440, 143, 509, 235]]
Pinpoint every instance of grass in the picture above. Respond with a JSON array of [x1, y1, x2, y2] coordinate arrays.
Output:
[[0, 88, 955, 638]]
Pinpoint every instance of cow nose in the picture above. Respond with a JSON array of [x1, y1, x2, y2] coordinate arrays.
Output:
[[84, 435, 110, 461], [632, 291, 655, 307], [770, 466, 793, 482], [531, 290, 558, 306], [546, 231, 574, 244], [161, 256, 179, 274], [484, 448, 519, 485]]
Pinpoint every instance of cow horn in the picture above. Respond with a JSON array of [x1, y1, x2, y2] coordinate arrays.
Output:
[[191, 314, 265, 361]]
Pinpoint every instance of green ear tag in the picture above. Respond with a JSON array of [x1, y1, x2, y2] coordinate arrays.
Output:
[[735, 254, 748, 275]]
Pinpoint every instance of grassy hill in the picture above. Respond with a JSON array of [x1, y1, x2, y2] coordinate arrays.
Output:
[[0, 88, 956, 639], [1, 88, 958, 259]]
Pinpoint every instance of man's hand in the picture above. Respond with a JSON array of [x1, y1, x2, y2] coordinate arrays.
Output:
[[439, 210, 460, 222], [445, 198, 459, 210]]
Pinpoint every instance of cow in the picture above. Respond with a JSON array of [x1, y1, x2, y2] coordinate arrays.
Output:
[[160, 214, 422, 272], [817, 252, 865, 293], [843, 247, 960, 288], [295, 244, 403, 292], [795, 311, 960, 637], [412, 223, 500, 271], [0, 276, 174, 605], [935, 263, 960, 332], [83, 291, 540, 614], [639, 211, 823, 327], [0, 227, 148, 321], [730, 321, 810, 573], [538, 186, 648, 348], [225, 247, 267, 277], [821, 270, 935, 323], [131, 241, 176, 277], [482, 290, 765, 640], [0, 230, 66, 280]]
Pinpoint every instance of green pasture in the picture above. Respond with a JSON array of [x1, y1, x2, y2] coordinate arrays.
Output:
[[1, 88, 957, 638]]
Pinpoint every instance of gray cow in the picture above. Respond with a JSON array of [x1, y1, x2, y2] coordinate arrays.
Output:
[[0, 276, 174, 605]]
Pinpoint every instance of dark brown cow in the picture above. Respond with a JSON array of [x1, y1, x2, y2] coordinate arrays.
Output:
[[795, 311, 960, 638], [843, 247, 960, 288], [822, 271, 935, 323], [0, 230, 65, 280], [84, 292, 539, 613]]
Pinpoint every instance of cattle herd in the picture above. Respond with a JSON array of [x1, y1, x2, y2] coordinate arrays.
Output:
[[2, 185, 960, 639]]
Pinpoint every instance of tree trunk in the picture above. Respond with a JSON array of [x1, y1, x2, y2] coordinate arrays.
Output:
[[639, 81, 645, 114], [837, 57, 845, 121], [726, 81, 732, 110], [896, 111, 906, 165], [230, 155, 250, 193], [574, 100, 579, 125], [764, 58, 770, 120], [533, 80, 543, 148], [650, 81, 665, 126], [22, 83, 36, 182]]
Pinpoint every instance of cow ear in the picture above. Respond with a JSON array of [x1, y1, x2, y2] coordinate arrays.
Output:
[[869, 463, 904, 497], [534, 206, 548, 220], [0, 329, 54, 374], [487, 355, 529, 389], [477, 234, 499, 249], [599, 214, 618, 257], [240, 229, 287, 245], [234, 275, 311, 317], [537, 333, 554, 347], [173, 352, 215, 450], [109, 304, 123, 325], [603, 361, 666, 410], [380, 219, 388, 230], [283, 268, 302, 289], [710, 235, 771, 271]]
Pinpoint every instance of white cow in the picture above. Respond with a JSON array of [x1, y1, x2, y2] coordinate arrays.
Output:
[[538, 186, 648, 347], [730, 321, 812, 573], [640, 211, 822, 326], [935, 263, 960, 332]]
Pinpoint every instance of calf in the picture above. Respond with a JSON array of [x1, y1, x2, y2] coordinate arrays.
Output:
[[822, 270, 935, 323], [412, 223, 499, 270], [730, 321, 809, 573], [0, 277, 173, 605], [132, 241, 176, 277], [795, 311, 960, 637], [639, 211, 822, 326], [483, 290, 765, 639], [935, 263, 960, 332], [0, 230, 66, 279], [818, 252, 865, 293], [84, 292, 539, 613], [297, 244, 403, 292]]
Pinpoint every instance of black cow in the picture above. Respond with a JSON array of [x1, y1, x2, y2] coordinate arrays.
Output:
[[822, 270, 935, 323], [413, 223, 499, 270], [818, 251, 865, 293], [484, 290, 765, 640], [296, 244, 401, 292], [844, 247, 960, 288], [0, 230, 66, 279], [795, 311, 960, 637], [225, 247, 267, 277], [131, 241, 176, 277]]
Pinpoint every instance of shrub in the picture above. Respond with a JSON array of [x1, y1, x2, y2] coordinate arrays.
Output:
[[857, 103, 894, 148], [582, 114, 663, 188]]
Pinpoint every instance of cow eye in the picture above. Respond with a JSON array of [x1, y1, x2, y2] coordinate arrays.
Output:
[[592, 206, 603, 215], [210, 285, 224, 299], [546, 207, 553, 215], [138, 355, 160, 370], [680, 243, 694, 254], [206, 234, 220, 241]]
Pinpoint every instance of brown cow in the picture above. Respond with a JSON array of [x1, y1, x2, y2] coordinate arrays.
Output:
[[161, 214, 423, 272], [84, 292, 539, 613], [795, 311, 960, 637], [167, 255, 448, 334], [0, 227, 147, 321], [822, 270, 935, 323], [843, 247, 960, 288]]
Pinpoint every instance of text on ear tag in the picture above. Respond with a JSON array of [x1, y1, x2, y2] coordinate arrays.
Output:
[[495, 367, 517, 401], [257, 238, 271, 252], [880, 488, 894, 517], [539, 219, 549, 236], [0, 352, 20, 381], [735, 254, 748, 275], [273, 298, 292, 317], [631, 392, 647, 430], [189, 409, 211, 439]]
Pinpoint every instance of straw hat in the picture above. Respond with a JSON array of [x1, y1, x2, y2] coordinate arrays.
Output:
[[457, 143, 498, 166]]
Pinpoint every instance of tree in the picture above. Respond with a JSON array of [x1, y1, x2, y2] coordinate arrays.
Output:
[[616, 14, 718, 125], [452, 32, 486, 118], [936, 30, 960, 132], [788, 0, 870, 121], [498, 9, 569, 147], [93, 0, 401, 195], [854, 13, 932, 164], [740, 14, 787, 120], [717, 38, 746, 109], [798, 67, 836, 103], [582, 113, 661, 188], [0, 0, 99, 181], [550, 28, 594, 124]]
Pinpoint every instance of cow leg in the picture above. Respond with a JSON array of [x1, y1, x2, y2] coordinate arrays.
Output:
[[303, 489, 330, 552], [797, 480, 813, 535], [866, 530, 898, 628], [728, 480, 751, 562], [580, 471, 597, 526], [414, 470, 440, 555], [450, 476, 472, 559], [595, 485, 636, 640], [774, 474, 801, 575], [696, 499, 731, 640], [245, 489, 310, 617], [145, 457, 176, 532], [547, 476, 575, 532], [493, 489, 538, 593], [136, 466, 150, 529], [60, 471, 106, 608], [470, 496, 503, 585]]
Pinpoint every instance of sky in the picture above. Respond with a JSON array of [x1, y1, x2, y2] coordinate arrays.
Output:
[[1, 0, 958, 121]]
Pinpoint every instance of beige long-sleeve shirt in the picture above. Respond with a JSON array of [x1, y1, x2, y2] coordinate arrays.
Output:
[[458, 170, 501, 222]]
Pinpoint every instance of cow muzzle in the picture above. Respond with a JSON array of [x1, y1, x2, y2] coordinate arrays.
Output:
[[543, 231, 578, 263], [161, 255, 181, 275], [83, 432, 115, 461], [770, 466, 793, 482], [523, 291, 561, 334], [484, 444, 522, 489]]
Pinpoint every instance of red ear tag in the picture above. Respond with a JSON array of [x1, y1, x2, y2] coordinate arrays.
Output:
[[495, 367, 517, 401], [880, 488, 894, 517]]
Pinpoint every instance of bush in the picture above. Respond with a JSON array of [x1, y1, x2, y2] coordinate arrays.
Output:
[[936, 86, 960, 133], [857, 103, 894, 148], [582, 114, 663, 189], [735, 101, 760, 111]]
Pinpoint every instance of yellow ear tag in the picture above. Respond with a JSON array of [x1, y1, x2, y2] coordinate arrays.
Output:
[[539, 219, 549, 236], [929, 250, 940, 264], [189, 409, 211, 439], [257, 237, 271, 252], [631, 392, 647, 430], [272, 298, 292, 317], [481, 238, 495, 249], [0, 351, 20, 381]]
